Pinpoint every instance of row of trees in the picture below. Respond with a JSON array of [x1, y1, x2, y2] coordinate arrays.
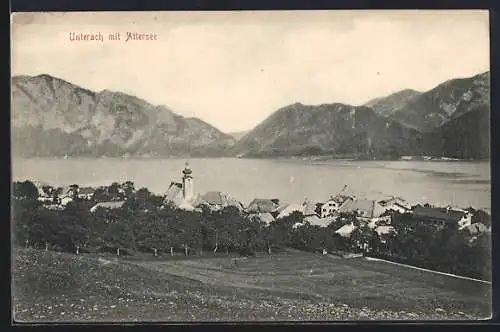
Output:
[[12, 180, 491, 281]]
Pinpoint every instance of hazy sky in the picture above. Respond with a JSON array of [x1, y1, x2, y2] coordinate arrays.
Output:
[[11, 11, 489, 133]]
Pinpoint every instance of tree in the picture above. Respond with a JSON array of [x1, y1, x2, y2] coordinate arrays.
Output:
[[472, 209, 491, 227], [58, 203, 92, 250], [93, 187, 110, 202], [13, 180, 39, 200], [267, 211, 302, 249], [103, 221, 136, 251], [12, 198, 42, 246], [108, 182, 121, 200], [69, 184, 79, 199], [121, 181, 136, 199], [41, 185, 55, 197], [52, 187, 63, 204]]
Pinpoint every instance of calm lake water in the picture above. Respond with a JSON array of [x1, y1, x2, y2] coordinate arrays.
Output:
[[12, 158, 491, 211]]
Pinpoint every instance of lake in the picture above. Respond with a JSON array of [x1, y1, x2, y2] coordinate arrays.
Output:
[[12, 158, 491, 211]]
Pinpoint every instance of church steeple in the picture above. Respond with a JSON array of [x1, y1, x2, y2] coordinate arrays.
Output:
[[182, 161, 194, 201], [182, 161, 193, 179]]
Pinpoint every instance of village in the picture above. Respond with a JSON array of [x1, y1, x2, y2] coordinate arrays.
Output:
[[23, 162, 491, 252]]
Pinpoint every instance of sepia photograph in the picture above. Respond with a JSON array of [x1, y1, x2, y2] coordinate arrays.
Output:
[[11, 10, 491, 322]]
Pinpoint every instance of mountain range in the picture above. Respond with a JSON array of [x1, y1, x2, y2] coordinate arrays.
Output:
[[11, 71, 490, 160], [234, 71, 490, 159], [11, 75, 235, 158]]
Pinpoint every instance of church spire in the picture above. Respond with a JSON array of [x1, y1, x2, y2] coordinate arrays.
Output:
[[182, 161, 194, 202], [183, 161, 192, 178]]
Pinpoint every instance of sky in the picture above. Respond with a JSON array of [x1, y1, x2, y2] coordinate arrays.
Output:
[[11, 11, 489, 133]]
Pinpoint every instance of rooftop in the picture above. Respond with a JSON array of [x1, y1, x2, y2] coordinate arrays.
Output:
[[90, 201, 126, 212], [413, 206, 465, 223], [247, 198, 279, 213], [337, 199, 386, 218]]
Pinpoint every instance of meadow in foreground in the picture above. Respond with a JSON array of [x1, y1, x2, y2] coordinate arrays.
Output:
[[12, 248, 491, 322]]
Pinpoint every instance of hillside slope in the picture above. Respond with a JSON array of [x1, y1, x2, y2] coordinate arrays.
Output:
[[364, 89, 421, 117], [389, 72, 489, 132], [233, 102, 422, 159], [233, 71, 489, 160], [11, 75, 236, 158], [419, 105, 490, 159]]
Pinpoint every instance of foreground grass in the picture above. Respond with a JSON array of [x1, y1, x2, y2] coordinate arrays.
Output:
[[12, 248, 491, 322]]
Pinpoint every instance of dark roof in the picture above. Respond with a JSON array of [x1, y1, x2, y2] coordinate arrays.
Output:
[[413, 206, 464, 223]]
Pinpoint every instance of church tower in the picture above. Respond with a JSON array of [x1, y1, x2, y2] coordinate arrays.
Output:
[[182, 161, 194, 202]]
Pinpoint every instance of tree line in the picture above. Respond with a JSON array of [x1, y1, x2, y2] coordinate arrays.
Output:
[[11, 180, 491, 281]]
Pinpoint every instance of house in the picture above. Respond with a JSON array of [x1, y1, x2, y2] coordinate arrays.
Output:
[[249, 212, 275, 225], [303, 199, 318, 217], [463, 222, 490, 235], [444, 206, 473, 229], [409, 206, 466, 227], [300, 198, 323, 223], [37, 192, 53, 203], [377, 197, 412, 214], [320, 195, 353, 218], [78, 187, 95, 200], [90, 201, 126, 213], [305, 215, 336, 228], [274, 203, 305, 219], [60, 195, 74, 206], [192, 191, 244, 212], [35, 183, 51, 202], [336, 198, 388, 222], [246, 198, 280, 214], [335, 223, 357, 238]]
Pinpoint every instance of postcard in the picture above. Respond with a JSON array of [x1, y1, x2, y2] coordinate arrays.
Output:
[[11, 10, 491, 322]]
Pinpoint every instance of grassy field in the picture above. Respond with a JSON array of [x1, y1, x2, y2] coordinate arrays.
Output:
[[12, 248, 491, 322]]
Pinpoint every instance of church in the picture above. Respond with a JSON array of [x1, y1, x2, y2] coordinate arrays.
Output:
[[164, 162, 244, 212], [164, 162, 197, 210]]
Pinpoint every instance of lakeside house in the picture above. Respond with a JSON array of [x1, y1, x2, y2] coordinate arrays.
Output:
[[409, 206, 468, 228], [303, 199, 322, 224], [246, 198, 280, 224], [335, 198, 389, 222], [274, 203, 305, 219], [320, 194, 353, 218], [192, 191, 244, 212], [377, 197, 412, 214], [78, 187, 95, 200], [249, 212, 276, 225], [463, 222, 490, 234], [335, 223, 357, 238], [444, 206, 473, 229], [307, 216, 336, 228], [246, 198, 280, 214]]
